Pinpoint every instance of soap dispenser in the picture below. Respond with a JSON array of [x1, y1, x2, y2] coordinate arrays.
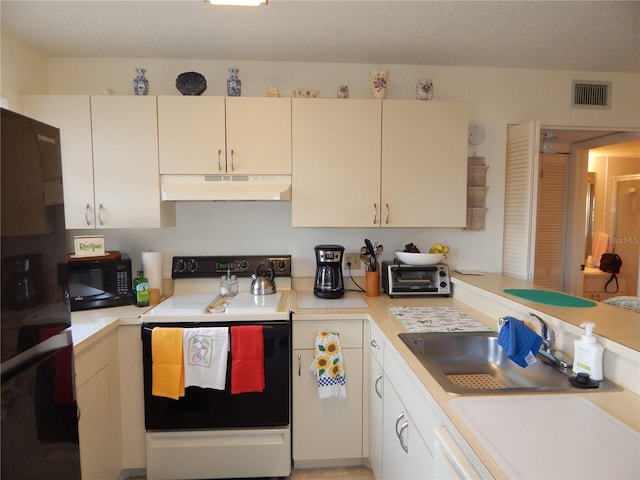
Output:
[[572, 322, 604, 381]]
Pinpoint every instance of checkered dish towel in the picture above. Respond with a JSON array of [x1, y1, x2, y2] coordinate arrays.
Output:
[[309, 330, 347, 399]]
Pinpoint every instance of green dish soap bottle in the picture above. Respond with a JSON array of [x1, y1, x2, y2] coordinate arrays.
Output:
[[134, 270, 150, 307]]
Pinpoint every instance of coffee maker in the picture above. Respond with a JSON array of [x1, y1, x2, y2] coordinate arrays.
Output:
[[313, 244, 345, 299]]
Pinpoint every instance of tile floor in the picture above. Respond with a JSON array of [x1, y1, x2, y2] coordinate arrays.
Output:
[[127, 466, 374, 480], [290, 466, 374, 479]]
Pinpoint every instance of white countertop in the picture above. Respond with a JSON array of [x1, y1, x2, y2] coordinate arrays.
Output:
[[451, 395, 640, 479], [70, 278, 640, 479]]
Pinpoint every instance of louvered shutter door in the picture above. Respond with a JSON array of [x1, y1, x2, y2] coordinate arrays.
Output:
[[533, 154, 569, 289], [502, 121, 540, 280]]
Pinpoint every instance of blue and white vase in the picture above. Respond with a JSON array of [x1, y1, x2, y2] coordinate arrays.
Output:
[[134, 68, 149, 95], [227, 68, 242, 97]]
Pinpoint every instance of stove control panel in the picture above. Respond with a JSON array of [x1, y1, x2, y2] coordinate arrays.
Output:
[[171, 255, 291, 278]]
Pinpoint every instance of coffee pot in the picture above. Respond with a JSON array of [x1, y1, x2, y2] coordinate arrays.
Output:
[[313, 245, 345, 299]]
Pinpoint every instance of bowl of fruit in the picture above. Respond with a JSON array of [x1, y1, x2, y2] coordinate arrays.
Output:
[[395, 243, 449, 265]]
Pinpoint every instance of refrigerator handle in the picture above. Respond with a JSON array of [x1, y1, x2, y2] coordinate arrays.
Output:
[[1, 330, 73, 380]]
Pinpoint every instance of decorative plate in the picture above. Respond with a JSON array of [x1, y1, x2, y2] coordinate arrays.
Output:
[[176, 72, 207, 96]]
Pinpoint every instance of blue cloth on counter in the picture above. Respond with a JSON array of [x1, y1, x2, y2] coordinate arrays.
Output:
[[497, 316, 543, 368]]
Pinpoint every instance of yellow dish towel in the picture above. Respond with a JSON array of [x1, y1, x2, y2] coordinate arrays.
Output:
[[152, 327, 185, 400], [309, 330, 347, 400]]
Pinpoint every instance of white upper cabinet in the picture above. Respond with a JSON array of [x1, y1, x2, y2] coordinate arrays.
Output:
[[225, 97, 292, 174], [292, 99, 468, 228], [158, 96, 291, 175], [292, 98, 382, 227], [21, 95, 95, 230], [90, 96, 174, 228], [157, 96, 226, 174], [381, 100, 468, 228], [23, 95, 173, 229]]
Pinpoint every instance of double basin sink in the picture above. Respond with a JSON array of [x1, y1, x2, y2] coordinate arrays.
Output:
[[398, 331, 619, 395]]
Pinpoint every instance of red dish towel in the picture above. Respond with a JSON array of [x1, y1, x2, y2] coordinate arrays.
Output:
[[230, 325, 264, 394]]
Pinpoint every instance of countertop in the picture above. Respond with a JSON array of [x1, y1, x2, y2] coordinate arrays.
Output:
[[289, 279, 640, 479], [71, 277, 640, 479], [70, 304, 150, 353], [450, 272, 640, 351]]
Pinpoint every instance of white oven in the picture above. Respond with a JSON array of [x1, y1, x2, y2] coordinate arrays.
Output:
[[141, 255, 292, 480]]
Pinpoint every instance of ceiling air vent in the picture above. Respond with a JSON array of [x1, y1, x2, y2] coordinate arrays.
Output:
[[572, 80, 611, 109]]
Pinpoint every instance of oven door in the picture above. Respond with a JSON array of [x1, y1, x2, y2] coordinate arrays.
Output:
[[391, 265, 441, 293], [141, 319, 291, 431]]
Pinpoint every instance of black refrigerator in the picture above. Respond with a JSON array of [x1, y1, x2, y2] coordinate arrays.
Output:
[[1, 108, 82, 479]]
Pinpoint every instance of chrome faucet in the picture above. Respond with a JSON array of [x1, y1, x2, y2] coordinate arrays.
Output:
[[529, 312, 573, 372]]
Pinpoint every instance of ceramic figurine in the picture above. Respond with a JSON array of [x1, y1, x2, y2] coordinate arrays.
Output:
[[337, 84, 349, 99], [416, 78, 434, 100]]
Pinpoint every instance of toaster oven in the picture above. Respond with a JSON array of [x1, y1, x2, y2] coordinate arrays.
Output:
[[382, 261, 451, 297]]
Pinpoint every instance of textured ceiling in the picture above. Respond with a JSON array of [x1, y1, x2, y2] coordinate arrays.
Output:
[[2, 0, 639, 73]]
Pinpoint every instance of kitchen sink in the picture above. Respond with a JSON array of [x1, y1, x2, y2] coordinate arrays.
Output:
[[398, 332, 619, 395]]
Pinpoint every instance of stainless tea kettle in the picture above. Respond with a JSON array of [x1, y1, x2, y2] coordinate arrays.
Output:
[[250, 262, 276, 295]]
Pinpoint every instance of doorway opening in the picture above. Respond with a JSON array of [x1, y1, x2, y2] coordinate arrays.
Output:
[[537, 130, 640, 298]]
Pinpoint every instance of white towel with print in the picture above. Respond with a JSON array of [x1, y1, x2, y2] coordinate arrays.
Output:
[[309, 330, 347, 400], [183, 327, 229, 390]]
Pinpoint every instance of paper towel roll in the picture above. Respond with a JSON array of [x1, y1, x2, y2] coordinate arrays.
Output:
[[142, 251, 163, 295]]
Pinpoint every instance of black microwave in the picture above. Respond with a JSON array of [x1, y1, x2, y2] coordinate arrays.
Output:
[[61, 253, 134, 311]]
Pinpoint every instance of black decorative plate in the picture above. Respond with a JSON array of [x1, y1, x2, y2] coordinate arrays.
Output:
[[176, 72, 207, 95]]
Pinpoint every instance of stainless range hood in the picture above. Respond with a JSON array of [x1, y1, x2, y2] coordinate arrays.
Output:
[[160, 174, 292, 201]]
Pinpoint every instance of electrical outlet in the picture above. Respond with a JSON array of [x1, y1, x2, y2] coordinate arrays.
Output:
[[344, 252, 361, 270]]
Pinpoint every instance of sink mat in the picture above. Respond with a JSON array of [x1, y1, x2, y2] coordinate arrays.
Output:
[[389, 306, 493, 333], [503, 289, 596, 308], [447, 374, 505, 390]]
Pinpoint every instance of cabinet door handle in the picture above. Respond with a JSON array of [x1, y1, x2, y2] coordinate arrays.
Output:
[[85, 204, 92, 226], [374, 374, 383, 399], [370, 339, 380, 350], [395, 411, 405, 438], [385, 203, 390, 224], [399, 421, 409, 453], [230, 149, 235, 171], [373, 203, 378, 225], [297, 353, 301, 376], [98, 204, 105, 226], [217, 149, 223, 171]]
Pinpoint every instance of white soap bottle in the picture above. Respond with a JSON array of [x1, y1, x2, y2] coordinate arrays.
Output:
[[572, 322, 604, 381]]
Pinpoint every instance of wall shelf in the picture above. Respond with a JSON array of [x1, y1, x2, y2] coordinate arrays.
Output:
[[466, 156, 488, 230]]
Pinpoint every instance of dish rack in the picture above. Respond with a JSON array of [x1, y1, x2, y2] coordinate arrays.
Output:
[[466, 156, 488, 230]]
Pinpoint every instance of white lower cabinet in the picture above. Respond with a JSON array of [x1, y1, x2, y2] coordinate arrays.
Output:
[[369, 354, 384, 479], [292, 319, 364, 467], [368, 322, 385, 479], [433, 426, 485, 479], [373, 321, 491, 480], [382, 378, 433, 480], [74, 329, 122, 480]]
